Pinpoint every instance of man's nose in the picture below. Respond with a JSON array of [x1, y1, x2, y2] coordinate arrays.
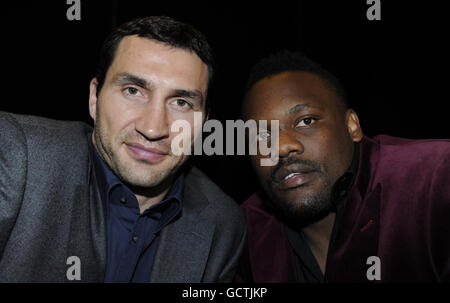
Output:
[[135, 100, 170, 141], [278, 131, 304, 157]]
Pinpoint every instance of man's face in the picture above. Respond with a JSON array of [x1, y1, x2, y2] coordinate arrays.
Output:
[[89, 35, 208, 189], [242, 71, 362, 225]]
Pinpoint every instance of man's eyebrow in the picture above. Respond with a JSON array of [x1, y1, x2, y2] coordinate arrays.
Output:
[[112, 73, 151, 89], [288, 103, 311, 114]]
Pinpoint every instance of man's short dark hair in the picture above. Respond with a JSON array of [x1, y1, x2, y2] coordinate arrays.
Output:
[[244, 50, 348, 109], [95, 16, 214, 111]]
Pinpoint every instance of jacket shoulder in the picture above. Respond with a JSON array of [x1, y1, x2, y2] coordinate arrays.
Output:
[[366, 135, 450, 222], [9, 112, 92, 147], [7, 112, 92, 162], [1, 112, 93, 186], [373, 134, 450, 174], [374, 134, 450, 156], [0, 111, 27, 142], [0, 112, 28, 255]]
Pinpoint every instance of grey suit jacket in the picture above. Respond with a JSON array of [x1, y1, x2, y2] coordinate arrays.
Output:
[[0, 112, 246, 282]]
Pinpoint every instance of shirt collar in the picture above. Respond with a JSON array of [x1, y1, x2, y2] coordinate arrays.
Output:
[[91, 143, 122, 197], [89, 138, 111, 210]]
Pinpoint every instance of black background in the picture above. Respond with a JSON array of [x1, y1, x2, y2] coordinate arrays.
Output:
[[1, 1, 448, 203]]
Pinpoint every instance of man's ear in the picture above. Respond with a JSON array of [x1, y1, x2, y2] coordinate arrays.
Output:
[[346, 109, 363, 142], [89, 78, 99, 122]]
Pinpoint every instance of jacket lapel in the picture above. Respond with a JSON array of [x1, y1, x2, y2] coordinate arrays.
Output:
[[149, 176, 214, 282], [66, 133, 107, 282], [87, 153, 108, 279], [326, 136, 382, 282], [244, 191, 297, 282]]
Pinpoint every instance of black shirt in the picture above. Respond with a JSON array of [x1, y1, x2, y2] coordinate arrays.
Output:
[[285, 143, 360, 282]]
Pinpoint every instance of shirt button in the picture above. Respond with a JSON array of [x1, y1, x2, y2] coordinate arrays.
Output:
[[132, 235, 138, 243], [120, 197, 127, 204]]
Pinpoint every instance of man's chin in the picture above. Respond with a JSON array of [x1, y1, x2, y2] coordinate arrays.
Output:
[[270, 184, 317, 208], [266, 186, 333, 227], [268, 200, 331, 228], [118, 169, 171, 188], [116, 158, 185, 189]]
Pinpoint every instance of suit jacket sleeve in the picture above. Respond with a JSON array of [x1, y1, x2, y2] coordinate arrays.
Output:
[[0, 112, 27, 258]]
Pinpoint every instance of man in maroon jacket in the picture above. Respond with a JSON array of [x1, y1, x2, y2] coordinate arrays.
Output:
[[236, 51, 450, 282]]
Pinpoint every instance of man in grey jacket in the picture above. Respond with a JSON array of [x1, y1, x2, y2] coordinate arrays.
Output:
[[0, 16, 245, 282]]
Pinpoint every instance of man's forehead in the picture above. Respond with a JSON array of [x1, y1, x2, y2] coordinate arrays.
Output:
[[108, 36, 208, 92], [244, 71, 339, 117], [252, 72, 332, 99], [113, 36, 205, 71]]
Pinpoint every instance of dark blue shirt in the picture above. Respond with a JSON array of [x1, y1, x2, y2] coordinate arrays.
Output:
[[91, 143, 183, 283]]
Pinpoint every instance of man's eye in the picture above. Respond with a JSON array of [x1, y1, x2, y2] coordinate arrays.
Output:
[[174, 99, 192, 109], [124, 87, 142, 96], [297, 117, 317, 127]]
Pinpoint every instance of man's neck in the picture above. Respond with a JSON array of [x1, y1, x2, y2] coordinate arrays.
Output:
[[302, 212, 336, 275], [130, 177, 174, 214], [135, 189, 170, 214]]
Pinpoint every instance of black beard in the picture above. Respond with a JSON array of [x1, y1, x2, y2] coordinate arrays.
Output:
[[266, 178, 333, 229]]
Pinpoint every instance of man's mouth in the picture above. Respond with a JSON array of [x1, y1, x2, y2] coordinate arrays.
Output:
[[277, 171, 315, 190], [271, 161, 320, 190], [125, 142, 169, 163]]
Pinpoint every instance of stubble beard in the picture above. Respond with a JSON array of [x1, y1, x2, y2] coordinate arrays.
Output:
[[268, 177, 334, 228]]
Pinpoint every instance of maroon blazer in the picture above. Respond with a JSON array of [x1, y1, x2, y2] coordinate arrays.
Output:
[[237, 135, 450, 282]]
